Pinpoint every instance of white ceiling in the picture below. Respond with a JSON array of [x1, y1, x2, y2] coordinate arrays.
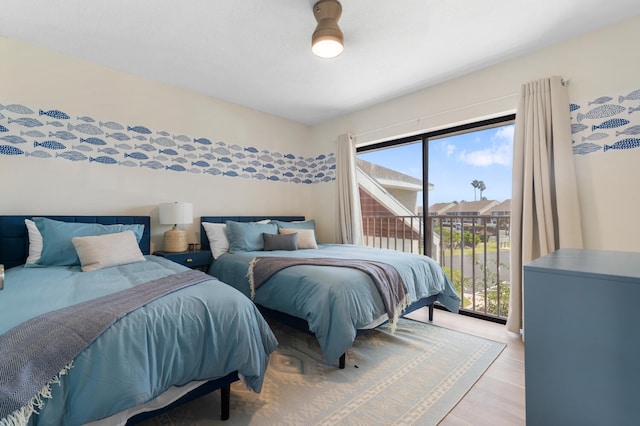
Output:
[[2, 1, 639, 125]]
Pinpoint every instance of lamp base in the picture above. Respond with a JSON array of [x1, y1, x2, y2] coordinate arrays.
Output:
[[163, 226, 188, 253]]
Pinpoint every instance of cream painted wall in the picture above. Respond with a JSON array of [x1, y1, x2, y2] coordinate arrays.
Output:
[[0, 38, 329, 250], [312, 16, 640, 252]]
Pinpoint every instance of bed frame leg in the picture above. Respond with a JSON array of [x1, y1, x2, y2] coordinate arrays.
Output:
[[220, 383, 231, 421], [429, 303, 434, 322], [339, 353, 346, 369]]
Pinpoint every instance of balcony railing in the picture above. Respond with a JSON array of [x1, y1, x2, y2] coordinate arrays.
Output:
[[362, 214, 511, 320]]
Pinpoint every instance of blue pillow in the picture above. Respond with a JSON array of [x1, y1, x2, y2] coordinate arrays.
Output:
[[226, 220, 278, 253], [32, 217, 145, 266], [271, 219, 315, 230]]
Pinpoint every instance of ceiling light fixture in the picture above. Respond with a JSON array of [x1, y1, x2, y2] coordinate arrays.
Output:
[[311, 0, 344, 59]]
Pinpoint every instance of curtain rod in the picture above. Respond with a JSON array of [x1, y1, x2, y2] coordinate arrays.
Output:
[[354, 77, 569, 140]]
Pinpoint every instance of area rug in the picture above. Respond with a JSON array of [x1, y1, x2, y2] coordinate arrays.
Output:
[[140, 318, 505, 426]]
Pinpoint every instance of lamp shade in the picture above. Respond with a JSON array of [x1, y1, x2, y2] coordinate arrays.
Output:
[[312, 0, 344, 59], [159, 202, 193, 225]]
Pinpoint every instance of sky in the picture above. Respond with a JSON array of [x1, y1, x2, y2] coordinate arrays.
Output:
[[358, 124, 514, 206]]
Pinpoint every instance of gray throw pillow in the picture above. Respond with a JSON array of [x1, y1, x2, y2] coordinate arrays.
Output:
[[263, 232, 298, 251]]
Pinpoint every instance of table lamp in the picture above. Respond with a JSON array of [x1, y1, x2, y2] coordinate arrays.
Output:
[[159, 202, 193, 252]]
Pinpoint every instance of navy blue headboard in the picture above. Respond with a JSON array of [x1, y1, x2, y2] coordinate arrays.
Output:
[[200, 216, 305, 251], [0, 216, 151, 269]]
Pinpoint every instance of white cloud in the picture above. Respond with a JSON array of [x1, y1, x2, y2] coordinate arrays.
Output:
[[457, 125, 514, 167]]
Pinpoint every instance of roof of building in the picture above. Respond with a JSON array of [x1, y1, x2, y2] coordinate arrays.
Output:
[[356, 158, 423, 187]]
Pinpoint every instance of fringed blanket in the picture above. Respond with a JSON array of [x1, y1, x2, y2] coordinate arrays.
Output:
[[247, 257, 410, 332], [0, 269, 211, 425]]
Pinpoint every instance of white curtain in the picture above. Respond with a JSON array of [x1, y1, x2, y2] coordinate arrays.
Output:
[[335, 133, 363, 245], [507, 76, 584, 335]]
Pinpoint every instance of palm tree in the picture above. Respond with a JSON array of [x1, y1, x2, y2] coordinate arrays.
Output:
[[478, 181, 486, 199], [470, 180, 480, 200]]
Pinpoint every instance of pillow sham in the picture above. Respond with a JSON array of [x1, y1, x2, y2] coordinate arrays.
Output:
[[32, 217, 145, 267], [201, 222, 230, 259], [271, 219, 315, 230], [25, 219, 43, 264], [226, 220, 278, 253], [72, 230, 146, 272], [263, 232, 298, 251], [279, 228, 318, 249]]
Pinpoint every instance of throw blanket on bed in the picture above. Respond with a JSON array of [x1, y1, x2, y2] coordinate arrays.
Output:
[[0, 269, 211, 424], [247, 257, 410, 332]]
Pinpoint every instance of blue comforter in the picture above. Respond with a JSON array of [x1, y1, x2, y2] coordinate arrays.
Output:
[[209, 244, 460, 364], [0, 256, 278, 426]]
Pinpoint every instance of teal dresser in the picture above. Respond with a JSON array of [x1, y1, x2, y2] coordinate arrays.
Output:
[[524, 248, 640, 425]]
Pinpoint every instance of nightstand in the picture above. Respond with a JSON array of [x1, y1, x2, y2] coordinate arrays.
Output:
[[154, 250, 212, 271]]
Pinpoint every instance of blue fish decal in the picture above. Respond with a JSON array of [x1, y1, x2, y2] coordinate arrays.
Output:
[[159, 148, 178, 156], [243, 167, 257, 173], [100, 121, 124, 130], [591, 118, 629, 131], [57, 151, 88, 162], [283, 172, 294, 177], [299, 168, 308, 173], [217, 157, 232, 163], [188, 168, 202, 174], [125, 152, 149, 160], [228, 144, 242, 151], [194, 137, 212, 145], [0, 135, 27, 144], [616, 125, 640, 137], [204, 168, 222, 175], [127, 125, 151, 134], [119, 160, 137, 168], [155, 155, 168, 162], [329, 164, 336, 170], [172, 157, 188, 164], [573, 143, 602, 156], [0, 104, 34, 114], [630, 106, 640, 115], [199, 153, 216, 160], [77, 116, 95, 123], [233, 152, 246, 159], [252, 173, 267, 180], [89, 156, 117, 164], [21, 130, 46, 138], [80, 137, 107, 146], [106, 132, 131, 141], [151, 137, 175, 147], [0, 145, 24, 155], [588, 96, 612, 105], [25, 150, 52, 158], [316, 154, 326, 160], [223, 171, 238, 177], [212, 147, 231, 155], [165, 164, 186, 172], [49, 131, 77, 140], [184, 153, 198, 159], [132, 135, 147, 141], [34, 140, 66, 150], [577, 105, 626, 123], [258, 154, 273, 162], [157, 130, 171, 137], [8, 117, 43, 127], [140, 161, 164, 170], [581, 133, 609, 142], [244, 147, 258, 153], [178, 144, 196, 152], [0, 124, 9, 133], [115, 143, 133, 150], [72, 144, 94, 152], [263, 163, 275, 169], [39, 109, 70, 120], [135, 143, 156, 152], [569, 104, 580, 112], [192, 160, 209, 167], [173, 134, 190, 142], [618, 89, 640, 103], [47, 121, 64, 127], [267, 176, 280, 181], [604, 138, 640, 152], [99, 147, 119, 155], [326, 156, 336, 164], [68, 123, 103, 135]]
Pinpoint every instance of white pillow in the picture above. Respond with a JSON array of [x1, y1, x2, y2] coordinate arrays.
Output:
[[25, 219, 43, 264], [279, 228, 318, 249], [202, 222, 229, 259], [72, 230, 146, 272]]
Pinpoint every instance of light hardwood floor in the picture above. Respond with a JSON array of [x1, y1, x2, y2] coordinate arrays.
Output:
[[406, 308, 525, 426]]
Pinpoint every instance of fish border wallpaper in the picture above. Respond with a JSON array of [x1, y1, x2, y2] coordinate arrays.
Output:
[[571, 87, 640, 156], [0, 102, 336, 184]]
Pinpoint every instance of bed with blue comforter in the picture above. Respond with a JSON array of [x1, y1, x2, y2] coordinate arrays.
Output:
[[0, 216, 277, 426], [201, 216, 460, 368]]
